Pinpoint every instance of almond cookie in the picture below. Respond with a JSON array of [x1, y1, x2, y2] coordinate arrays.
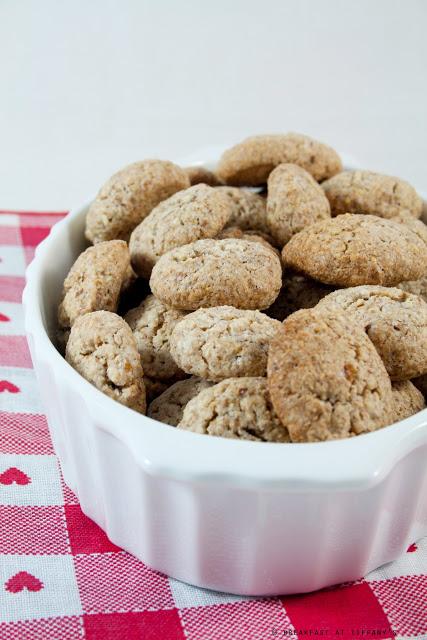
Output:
[[391, 381, 425, 422], [185, 166, 222, 187], [216, 133, 342, 186], [85, 160, 190, 244], [266, 272, 335, 321], [316, 286, 427, 380], [322, 170, 423, 219], [215, 186, 268, 236], [266, 164, 331, 245], [267, 308, 393, 442], [125, 295, 187, 380], [66, 311, 146, 413], [150, 238, 282, 310], [398, 275, 427, 302], [216, 227, 280, 257], [129, 184, 231, 277], [393, 213, 427, 246], [283, 214, 427, 287], [170, 306, 281, 381], [147, 377, 213, 426], [58, 240, 130, 330], [177, 377, 290, 442]]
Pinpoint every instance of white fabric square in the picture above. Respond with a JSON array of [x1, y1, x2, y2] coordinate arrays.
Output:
[[0, 454, 62, 506], [0, 215, 19, 227], [0, 367, 42, 414], [0, 246, 26, 277], [169, 577, 253, 609], [366, 537, 427, 581], [0, 303, 24, 335], [0, 554, 82, 622]]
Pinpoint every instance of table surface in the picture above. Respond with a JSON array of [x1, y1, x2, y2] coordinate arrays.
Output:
[[0, 0, 427, 210]]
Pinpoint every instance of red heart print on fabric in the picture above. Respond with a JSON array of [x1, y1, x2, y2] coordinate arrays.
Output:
[[407, 542, 418, 552], [5, 571, 43, 593], [0, 313, 10, 322], [0, 380, 20, 393], [0, 467, 31, 485]]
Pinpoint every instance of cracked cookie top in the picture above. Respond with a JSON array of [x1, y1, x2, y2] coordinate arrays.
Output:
[[170, 306, 281, 381], [283, 213, 427, 287], [148, 377, 213, 426], [391, 381, 425, 422], [178, 377, 290, 442], [267, 307, 393, 442], [150, 238, 282, 310]]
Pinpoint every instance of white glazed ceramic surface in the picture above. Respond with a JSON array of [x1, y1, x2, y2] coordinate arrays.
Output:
[[23, 148, 427, 595]]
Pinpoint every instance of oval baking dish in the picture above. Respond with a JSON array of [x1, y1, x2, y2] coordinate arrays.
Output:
[[23, 147, 427, 595]]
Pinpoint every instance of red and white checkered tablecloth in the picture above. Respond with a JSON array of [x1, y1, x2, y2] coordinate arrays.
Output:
[[0, 210, 426, 640]]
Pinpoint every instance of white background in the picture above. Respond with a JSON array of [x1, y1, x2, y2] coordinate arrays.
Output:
[[0, 0, 426, 210]]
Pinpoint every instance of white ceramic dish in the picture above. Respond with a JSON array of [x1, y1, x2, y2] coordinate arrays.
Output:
[[23, 146, 427, 595]]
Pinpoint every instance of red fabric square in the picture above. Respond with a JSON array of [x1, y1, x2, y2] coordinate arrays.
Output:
[[370, 575, 427, 636], [19, 213, 66, 227], [0, 615, 83, 640], [83, 610, 184, 640], [74, 552, 175, 613], [20, 226, 51, 247], [0, 505, 69, 554], [0, 412, 53, 454], [0, 336, 32, 368], [282, 582, 393, 639], [181, 600, 294, 640], [0, 276, 25, 303], [65, 504, 121, 554], [60, 474, 80, 505]]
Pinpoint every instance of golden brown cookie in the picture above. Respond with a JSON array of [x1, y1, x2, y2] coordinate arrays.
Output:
[[266, 163, 331, 245], [267, 308, 393, 442], [66, 311, 146, 413], [391, 381, 425, 422], [316, 286, 427, 381], [177, 377, 290, 442], [185, 166, 223, 186], [215, 186, 268, 235], [216, 227, 280, 257], [150, 238, 282, 310], [266, 272, 335, 321], [147, 377, 213, 426], [283, 214, 427, 287], [398, 275, 427, 302], [216, 133, 342, 186], [129, 184, 231, 277], [85, 160, 190, 243], [170, 306, 281, 380], [322, 170, 423, 219], [58, 240, 130, 330], [125, 295, 187, 380]]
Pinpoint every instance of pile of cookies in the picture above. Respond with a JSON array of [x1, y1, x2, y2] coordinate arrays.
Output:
[[58, 133, 427, 443]]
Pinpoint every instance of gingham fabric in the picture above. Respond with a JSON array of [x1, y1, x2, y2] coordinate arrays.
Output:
[[0, 210, 426, 640]]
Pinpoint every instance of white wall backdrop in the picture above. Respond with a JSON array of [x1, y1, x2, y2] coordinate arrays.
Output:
[[0, 0, 426, 209]]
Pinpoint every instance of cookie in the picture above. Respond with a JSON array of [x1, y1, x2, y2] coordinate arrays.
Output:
[[170, 306, 281, 380], [266, 163, 331, 245], [216, 133, 342, 186], [266, 272, 335, 321], [283, 214, 427, 287], [58, 240, 130, 329], [267, 308, 393, 442], [148, 377, 213, 426], [85, 160, 190, 243], [393, 213, 427, 246], [398, 275, 427, 302], [391, 381, 425, 422], [177, 377, 290, 442], [185, 166, 222, 186], [216, 226, 280, 257], [129, 184, 231, 277], [125, 295, 187, 380], [322, 170, 423, 219], [66, 311, 146, 413], [215, 186, 268, 236], [316, 286, 427, 380], [150, 238, 282, 310]]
